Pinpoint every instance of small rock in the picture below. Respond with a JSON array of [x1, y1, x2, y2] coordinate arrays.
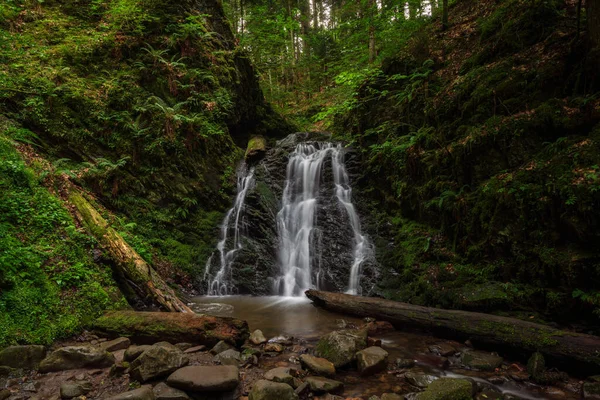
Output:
[[264, 367, 294, 386], [106, 386, 155, 400], [365, 321, 395, 335], [381, 394, 404, 400], [367, 337, 382, 347], [249, 379, 298, 400], [394, 358, 415, 369], [405, 371, 438, 388], [60, 382, 91, 399], [74, 373, 86, 381], [264, 343, 284, 353], [428, 343, 457, 357], [461, 350, 503, 371], [100, 337, 131, 352], [0, 346, 46, 369], [315, 329, 367, 368], [250, 330, 268, 345], [487, 375, 508, 385], [213, 349, 241, 366], [39, 346, 115, 372], [23, 381, 40, 392], [175, 343, 193, 351], [583, 382, 600, 399], [305, 376, 344, 394], [129, 345, 189, 382], [0, 389, 9, 400], [183, 345, 205, 354], [153, 381, 190, 400], [167, 365, 239, 392], [210, 341, 234, 355], [294, 382, 309, 395], [356, 346, 388, 376], [299, 354, 335, 376], [125, 345, 153, 362], [110, 361, 130, 377], [416, 378, 472, 400], [269, 336, 293, 346]]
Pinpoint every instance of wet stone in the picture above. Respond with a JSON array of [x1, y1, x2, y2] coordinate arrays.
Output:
[[129, 345, 189, 382], [60, 381, 91, 399], [167, 365, 239, 392], [299, 354, 335, 377], [0, 346, 46, 369], [475, 389, 503, 400], [210, 341, 234, 355], [461, 350, 503, 371], [356, 346, 388, 376], [183, 345, 205, 354], [305, 376, 344, 394], [381, 394, 405, 400], [106, 386, 155, 400], [405, 370, 438, 388], [250, 330, 268, 345], [315, 329, 367, 368], [175, 343, 193, 351], [249, 379, 298, 400], [416, 378, 473, 400], [584, 382, 600, 399], [153, 381, 190, 400], [428, 343, 457, 357], [264, 343, 284, 353], [394, 358, 415, 369], [264, 367, 294, 386], [100, 337, 131, 352], [39, 346, 115, 372], [125, 345, 152, 362], [213, 349, 241, 366]]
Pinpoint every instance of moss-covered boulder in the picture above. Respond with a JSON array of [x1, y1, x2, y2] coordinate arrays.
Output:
[[461, 350, 503, 371], [93, 311, 249, 347], [416, 378, 473, 400], [39, 346, 115, 373], [249, 379, 298, 400], [316, 329, 367, 368], [245, 136, 268, 163], [0, 345, 46, 369]]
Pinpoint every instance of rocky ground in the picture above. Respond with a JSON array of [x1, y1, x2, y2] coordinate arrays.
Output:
[[0, 315, 596, 400]]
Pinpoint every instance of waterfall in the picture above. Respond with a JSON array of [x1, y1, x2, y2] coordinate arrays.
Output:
[[204, 164, 255, 295], [273, 142, 371, 296]]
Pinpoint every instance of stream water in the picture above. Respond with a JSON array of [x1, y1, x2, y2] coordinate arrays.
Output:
[[190, 296, 577, 400]]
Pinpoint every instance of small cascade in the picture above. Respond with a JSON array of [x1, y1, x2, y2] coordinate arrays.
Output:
[[204, 164, 255, 295], [273, 142, 371, 296]]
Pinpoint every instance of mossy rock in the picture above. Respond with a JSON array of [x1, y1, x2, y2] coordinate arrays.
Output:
[[245, 135, 268, 163], [315, 329, 367, 368], [416, 378, 473, 400]]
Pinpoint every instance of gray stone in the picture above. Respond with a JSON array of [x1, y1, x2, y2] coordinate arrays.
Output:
[[356, 346, 388, 376], [213, 349, 241, 366], [167, 365, 239, 392], [183, 345, 205, 354], [106, 386, 155, 400], [0, 346, 46, 369], [395, 358, 415, 369], [100, 337, 131, 352], [153, 382, 190, 400], [23, 381, 40, 392], [415, 378, 472, 400], [381, 394, 405, 400], [60, 381, 91, 399], [405, 371, 438, 388], [39, 346, 115, 372], [428, 343, 457, 357], [264, 343, 283, 353], [584, 382, 600, 399], [315, 329, 367, 368], [210, 341, 233, 355], [175, 343, 193, 351], [249, 379, 298, 400], [461, 350, 503, 371], [0, 389, 9, 400], [124, 345, 153, 362], [264, 367, 294, 386], [129, 345, 189, 383], [304, 376, 344, 394], [250, 330, 267, 345], [299, 354, 335, 377]]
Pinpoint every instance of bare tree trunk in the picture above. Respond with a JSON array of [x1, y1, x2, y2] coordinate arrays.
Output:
[[368, 0, 376, 64], [442, 0, 449, 30], [589, 0, 600, 47], [69, 190, 193, 313]]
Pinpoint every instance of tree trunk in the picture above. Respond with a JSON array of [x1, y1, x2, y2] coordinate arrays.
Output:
[[305, 290, 600, 374], [69, 190, 193, 313], [368, 0, 376, 64], [589, 0, 600, 47], [442, 0, 449, 30]]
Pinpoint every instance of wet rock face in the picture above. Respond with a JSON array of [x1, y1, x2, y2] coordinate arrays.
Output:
[[201, 132, 379, 296]]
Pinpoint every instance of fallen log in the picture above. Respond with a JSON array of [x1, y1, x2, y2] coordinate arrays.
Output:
[[94, 311, 249, 346], [305, 290, 600, 373], [69, 190, 192, 313]]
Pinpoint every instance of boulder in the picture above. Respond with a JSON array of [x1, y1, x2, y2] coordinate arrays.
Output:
[[264, 343, 284, 353], [305, 376, 344, 394], [106, 386, 155, 400], [249, 379, 298, 400], [153, 382, 190, 400], [175, 343, 193, 351], [125, 345, 153, 362], [584, 382, 600, 399], [356, 346, 388, 376], [245, 136, 268, 164], [264, 367, 295, 386], [39, 346, 115, 372], [461, 350, 503, 371], [94, 311, 249, 347], [316, 329, 367, 368], [129, 345, 189, 382], [100, 337, 131, 352], [183, 345, 205, 354], [0, 389, 9, 400], [167, 365, 239, 392], [60, 381, 92, 399], [428, 343, 457, 357], [299, 354, 335, 376], [250, 330, 267, 345], [0, 345, 46, 369], [405, 371, 438, 388], [213, 349, 241, 366], [416, 378, 473, 400], [210, 341, 233, 355], [395, 358, 415, 369]]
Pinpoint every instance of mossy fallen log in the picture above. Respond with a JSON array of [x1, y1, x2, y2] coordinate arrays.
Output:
[[94, 311, 249, 346], [69, 190, 192, 313], [305, 290, 600, 373]]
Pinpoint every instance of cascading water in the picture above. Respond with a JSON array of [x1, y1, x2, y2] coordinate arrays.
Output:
[[273, 142, 371, 296], [204, 164, 255, 295]]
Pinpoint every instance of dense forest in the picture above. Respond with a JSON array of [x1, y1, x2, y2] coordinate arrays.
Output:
[[1, 0, 600, 398]]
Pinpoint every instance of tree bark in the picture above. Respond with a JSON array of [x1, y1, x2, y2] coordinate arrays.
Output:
[[69, 190, 193, 313], [589, 0, 600, 47], [442, 0, 449, 30], [305, 290, 600, 373], [368, 0, 376, 64]]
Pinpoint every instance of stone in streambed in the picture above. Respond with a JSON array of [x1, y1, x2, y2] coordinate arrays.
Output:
[[0, 389, 9, 400], [395, 358, 415, 369], [39, 346, 115, 372], [405, 370, 438, 388], [299, 354, 335, 376], [428, 343, 457, 357], [526, 352, 545, 380], [175, 343, 193, 351], [250, 330, 267, 345], [0, 345, 46, 369], [100, 337, 131, 352], [213, 349, 241, 365], [305, 376, 344, 394], [416, 378, 473, 400], [153, 382, 190, 400], [316, 329, 367, 368], [106, 386, 155, 400], [60, 381, 92, 399], [249, 379, 298, 400], [210, 340, 233, 355], [183, 345, 205, 354], [583, 381, 600, 399], [125, 345, 153, 362], [461, 350, 503, 371], [129, 345, 188, 382], [264, 367, 295, 386], [356, 346, 388, 376], [381, 394, 405, 400], [167, 365, 239, 392], [264, 343, 284, 352]]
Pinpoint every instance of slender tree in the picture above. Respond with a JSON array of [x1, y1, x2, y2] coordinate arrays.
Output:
[[589, 0, 599, 48], [442, 0, 448, 30]]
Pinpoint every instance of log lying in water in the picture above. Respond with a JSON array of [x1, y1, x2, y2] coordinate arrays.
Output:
[[305, 290, 600, 373], [69, 190, 192, 313], [94, 311, 249, 346]]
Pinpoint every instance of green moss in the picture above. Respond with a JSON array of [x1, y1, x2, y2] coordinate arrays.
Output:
[[416, 378, 472, 400]]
